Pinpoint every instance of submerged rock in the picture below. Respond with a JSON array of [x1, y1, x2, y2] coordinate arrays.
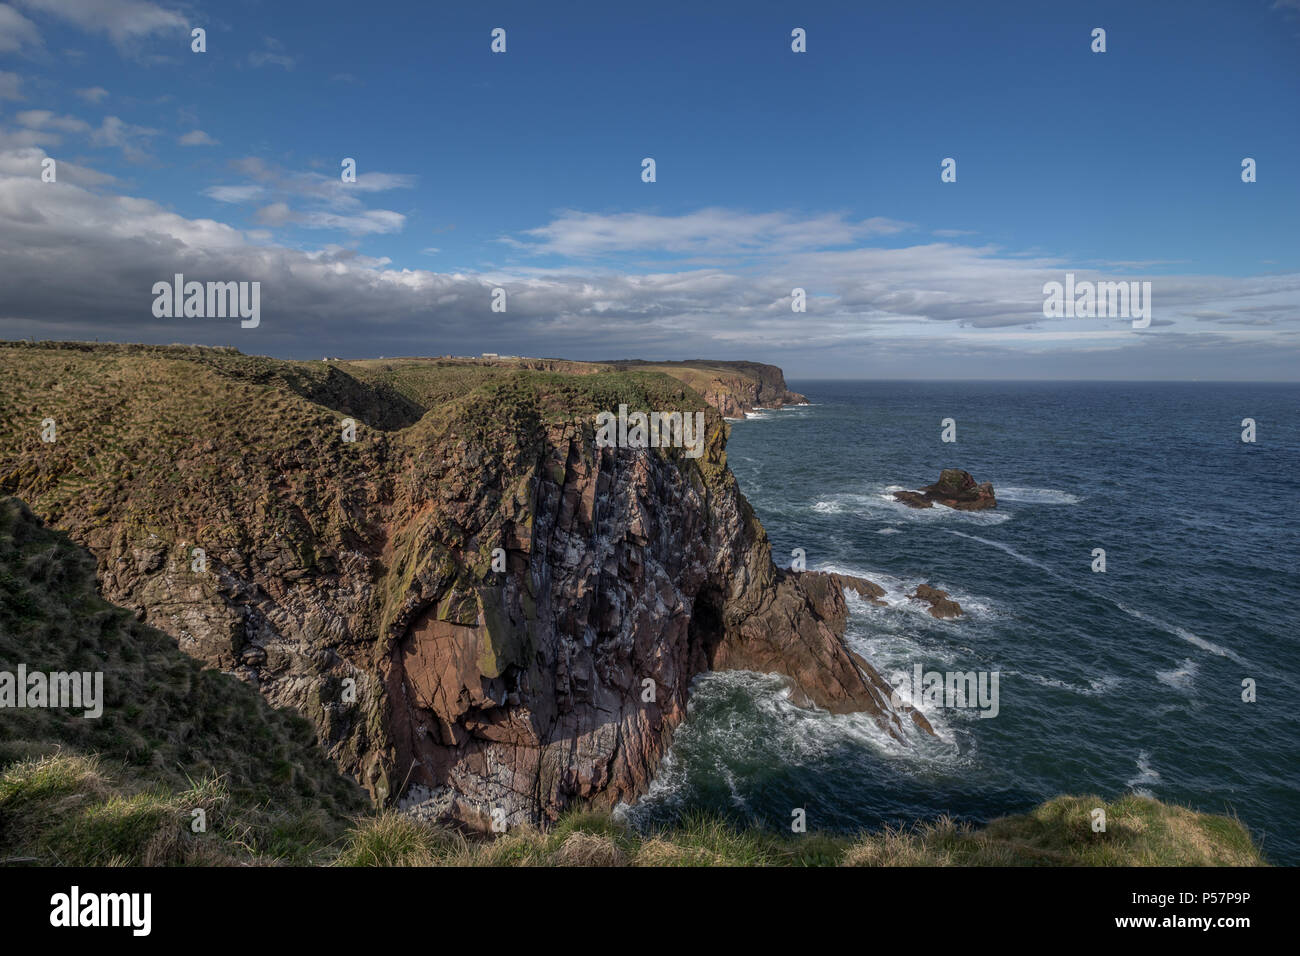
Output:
[[894, 469, 996, 511]]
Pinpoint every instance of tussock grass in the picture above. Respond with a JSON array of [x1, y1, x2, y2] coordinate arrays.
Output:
[[324, 795, 1265, 867], [0, 752, 364, 866]]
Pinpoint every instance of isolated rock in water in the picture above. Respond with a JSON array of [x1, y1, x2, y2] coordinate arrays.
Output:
[[908, 584, 963, 619], [894, 469, 996, 511]]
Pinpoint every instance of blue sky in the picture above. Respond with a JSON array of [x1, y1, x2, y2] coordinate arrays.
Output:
[[1, 0, 1298, 378]]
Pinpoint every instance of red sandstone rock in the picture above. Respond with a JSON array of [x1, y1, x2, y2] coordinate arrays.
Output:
[[893, 469, 996, 511], [908, 583, 964, 619]]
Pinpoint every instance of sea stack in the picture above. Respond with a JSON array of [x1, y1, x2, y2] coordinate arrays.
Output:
[[894, 469, 997, 511]]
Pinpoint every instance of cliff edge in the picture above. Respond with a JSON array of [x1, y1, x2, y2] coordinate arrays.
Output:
[[0, 342, 914, 831]]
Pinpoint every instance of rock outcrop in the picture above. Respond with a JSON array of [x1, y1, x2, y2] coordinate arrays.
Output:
[[908, 584, 963, 619], [0, 343, 926, 832], [894, 469, 997, 511], [827, 572, 888, 607]]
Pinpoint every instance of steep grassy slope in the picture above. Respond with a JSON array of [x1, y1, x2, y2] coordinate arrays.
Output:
[[0, 498, 367, 864]]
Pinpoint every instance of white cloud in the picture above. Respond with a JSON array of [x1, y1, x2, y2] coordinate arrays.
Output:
[[248, 35, 295, 70], [74, 86, 109, 103], [204, 184, 265, 203], [510, 208, 914, 258], [248, 50, 295, 70], [178, 129, 216, 146], [0, 123, 59, 148], [13, 0, 186, 47], [89, 114, 158, 162], [7, 110, 162, 162], [15, 110, 91, 133], [202, 157, 414, 234], [0, 142, 115, 184], [0, 149, 1296, 378], [0, 3, 41, 53], [351, 172, 419, 192], [252, 201, 294, 226], [253, 205, 406, 235], [300, 208, 406, 234]]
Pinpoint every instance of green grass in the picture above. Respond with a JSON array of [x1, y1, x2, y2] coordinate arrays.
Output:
[[325, 796, 1265, 867], [2, 751, 1265, 867]]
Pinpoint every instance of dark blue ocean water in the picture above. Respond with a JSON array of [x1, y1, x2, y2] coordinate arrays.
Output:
[[626, 381, 1300, 864]]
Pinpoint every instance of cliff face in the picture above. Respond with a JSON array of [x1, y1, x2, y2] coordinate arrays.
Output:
[[0, 343, 916, 830], [0, 497, 368, 827], [606, 360, 808, 418]]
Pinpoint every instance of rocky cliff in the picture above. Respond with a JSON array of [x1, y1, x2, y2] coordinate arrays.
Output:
[[606, 360, 809, 418], [0, 342, 920, 830]]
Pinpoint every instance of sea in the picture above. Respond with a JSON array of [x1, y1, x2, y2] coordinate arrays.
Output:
[[622, 380, 1300, 864]]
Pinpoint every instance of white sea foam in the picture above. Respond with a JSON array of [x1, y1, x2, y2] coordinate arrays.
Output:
[[944, 533, 1251, 670], [1009, 670, 1123, 697], [811, 488, 1012, 525], [1155, 658, 1199, 692], [996, 486, 1083, 505], [721, 671, 966, 762], [617, 670, 971, 828], [1115, 603, 1249, 666], [945, 529, 1055, 574], [819, 561, 996, 623], [876, 527, 901, 535], [1126, 751, 1161, 798]]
